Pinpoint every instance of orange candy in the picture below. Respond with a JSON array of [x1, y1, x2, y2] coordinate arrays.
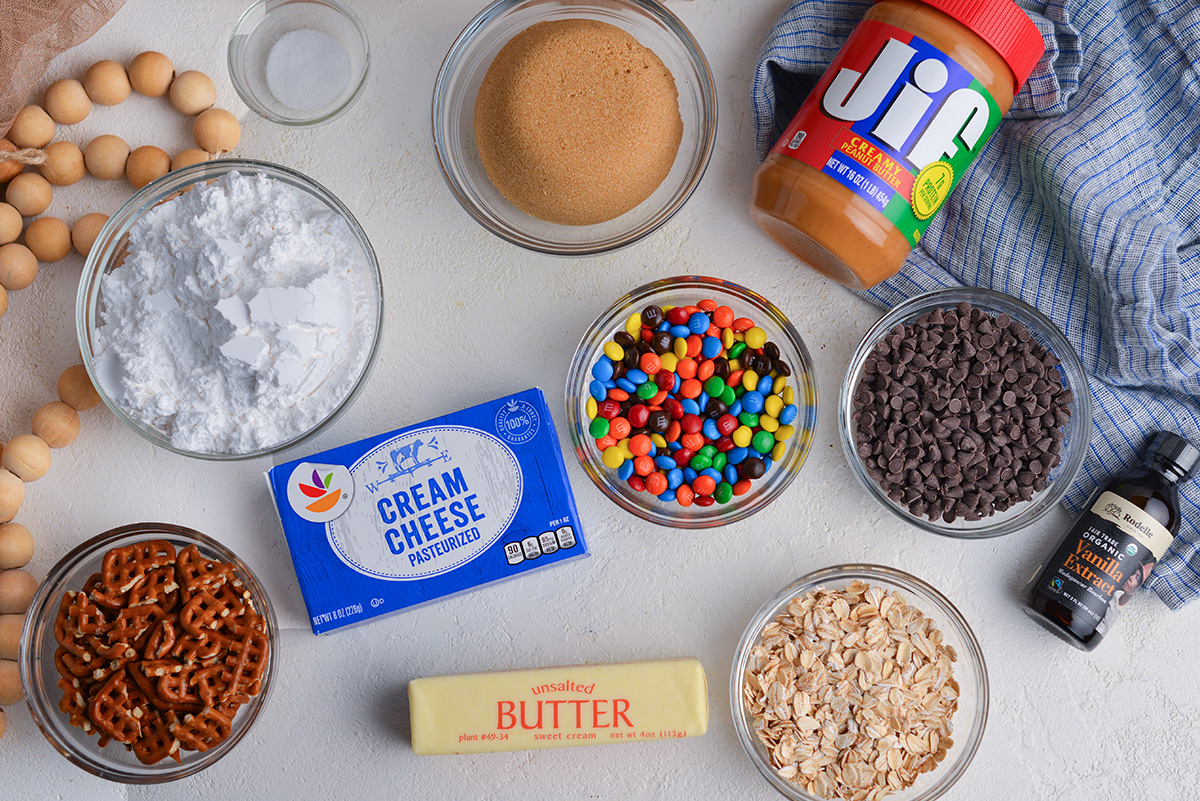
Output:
[[629, 434, 653, 456], [607, 388, 630, 401], [692, 475, 716, 496], [633, 455, 655, 476], [712, 305, 734, 328], [697, 360, 715, 381], [697, 298, 718, 312], [732, 317, 755, 332], [609, 417, 631, 439], [727, 370, 744, 387], [639, 352, 661, 374], [733, 479, 753, 496], [665, 421, 681, 442], [685, 335, 702, 357], [648, 389, 668, 406], [679, 378, 702, 399], [645, 472, 668, 495], [676, 484, 695, 506], [681, 432, 704, 452], [676, 358, 698, 379], [595, 435, 617, 450]]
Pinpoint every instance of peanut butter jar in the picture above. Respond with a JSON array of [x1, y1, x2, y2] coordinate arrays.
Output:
[[750, 0, 1044, 289]]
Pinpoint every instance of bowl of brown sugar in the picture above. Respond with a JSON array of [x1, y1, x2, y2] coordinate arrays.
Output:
[[432, 0, 717, 255]]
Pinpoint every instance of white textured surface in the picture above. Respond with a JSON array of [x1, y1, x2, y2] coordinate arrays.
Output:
[[0, 0, 1197, 799]]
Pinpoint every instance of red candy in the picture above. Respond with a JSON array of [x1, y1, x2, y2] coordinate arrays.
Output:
[[681, 414, 703, 435], [716, 414, 738, 436], [627, 475, 646, 492], [628, 404, 650, 428], [667, 307, 691, 325], [663, 398, 684, 419], [673, 448, 694, 467], [597, 400, 621, 419], [694, 495, 716, 507]]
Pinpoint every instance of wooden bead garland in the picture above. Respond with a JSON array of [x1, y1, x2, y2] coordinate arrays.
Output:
[[0, 53, 243, 734]]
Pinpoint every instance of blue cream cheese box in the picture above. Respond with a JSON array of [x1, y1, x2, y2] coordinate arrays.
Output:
[[267, 388, 587, 634]]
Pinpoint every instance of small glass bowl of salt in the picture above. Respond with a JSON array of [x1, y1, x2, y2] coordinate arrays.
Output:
[[228, 0, 370, 126]]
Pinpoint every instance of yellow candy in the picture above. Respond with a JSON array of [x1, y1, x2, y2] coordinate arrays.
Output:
[[602, 446, 625, 469], [741, 370, 759, 391], [773, 376, 788, 395], [782, 386, 796, 405], [764, 395, 784, 418], [775, 424, 796, 441], [586, 397, 598, 420], [759, 414, 780, 433], [728, 359, 741, 372], [722, 329, 734, 348], [660, 352, 679, 372], [734, 332, 744, 341], [673, 337, 688, 358], [619, 439, 634, 460], [771, 441, 787, 461], [661, 304, 675, 313], [732, 426, 753, 448], [745, 326, 767, 349], [625, 313, 641, 336], [649, 433, 667, 449], [604, 341, 624, 361]]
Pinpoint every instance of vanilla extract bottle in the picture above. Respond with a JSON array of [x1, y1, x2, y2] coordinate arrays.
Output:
[[1022, 431, 1199, 650]]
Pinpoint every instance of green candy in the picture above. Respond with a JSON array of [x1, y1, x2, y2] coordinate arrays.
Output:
[[698, 444, 717, 458], [720, 384, 736, 405], [752, 430, 775, 454], [729, 342, 747, 359], [588, 417, 610, 439], [711, 452, 727, 471], [637, 381, 658, 400], [703, 376, 726, 397], [690, 453, 712, 471], [734, 385, 746, 398], [714, 482, 734, 503], [739, 411, 760, 428]]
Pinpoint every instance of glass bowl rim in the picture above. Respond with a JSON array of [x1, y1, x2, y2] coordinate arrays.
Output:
[[838, 286, 1093, 538], [75, 157, 385, 462], [565, 274, 818, 528], [729, 562, 990, 801], [430, 0, 718, 256], [18, 521, 279, 784], [227, 0, 371, 127]]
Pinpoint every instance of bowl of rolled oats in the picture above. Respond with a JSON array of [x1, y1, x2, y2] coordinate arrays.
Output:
[[730, 564, 988, 801]]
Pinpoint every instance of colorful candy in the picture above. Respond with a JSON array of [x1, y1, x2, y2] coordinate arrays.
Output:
[[585, 300, 800, 508]]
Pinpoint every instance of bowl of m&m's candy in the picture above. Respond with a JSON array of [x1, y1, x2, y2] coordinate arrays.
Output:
[[566, 276, 817, 528]]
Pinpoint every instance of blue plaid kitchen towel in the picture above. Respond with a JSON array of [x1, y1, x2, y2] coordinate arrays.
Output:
[[753, 0, 1200, 607]]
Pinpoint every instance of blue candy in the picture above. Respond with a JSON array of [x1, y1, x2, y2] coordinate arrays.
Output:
[[757, 374, 775, 395], [657, 321, 671, 332], [667, 440, 682, 451], [673, 374, 682, 394], [723, 465, 739, 485], [667, 468, 684, 490], [780, 404, 799, 425], [761, 456, 772, 472], [687, 312, 710, 334], [741, 390, 764, 414], [669, 324, 691, 339], [659, 489, 677, 503], [697, 391, 709, 410], [700, 467, 723, 484], [616, 377, 637, 393], [625, 368, 648, 384], [655, 455, 676, 470], [727, 446, 748, 465], [591, 357, 614, 381], [702, 419, 720, 440], [602, 379, 616, 389], [589, 380, 607, 401], [681, 398, 700, 416], [701, 336, 722, 359], [728, 399, 743, 417], [617, 461, 635, 480], [647, 442, 657, 457], [683, 467, 698, 483]]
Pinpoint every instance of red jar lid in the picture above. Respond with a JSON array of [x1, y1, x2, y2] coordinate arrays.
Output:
[[891, 0, 1046, 90]]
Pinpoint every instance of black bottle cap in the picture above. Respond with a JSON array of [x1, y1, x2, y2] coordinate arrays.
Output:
[[1146, 431, 1200, 482]]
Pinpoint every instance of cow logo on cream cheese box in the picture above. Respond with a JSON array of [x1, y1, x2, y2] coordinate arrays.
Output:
[[328, 426, 523, 580]]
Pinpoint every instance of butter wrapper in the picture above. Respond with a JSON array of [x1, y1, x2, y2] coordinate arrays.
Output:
[[409, 658, 708, 754], [267, 388, 587, 634]]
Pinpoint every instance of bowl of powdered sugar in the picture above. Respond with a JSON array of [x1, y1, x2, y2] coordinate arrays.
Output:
[[77, 159, 382, 459]]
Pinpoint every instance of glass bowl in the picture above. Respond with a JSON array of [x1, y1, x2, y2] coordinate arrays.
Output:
[[228, 0, 370, 126], [432, 0, 717, 255], [731, 564, 989, 801], [839, 287, 1092, 538], [565, 276, 817, 528], [77, 158, 383, 461], [19, 523, 278, 784]]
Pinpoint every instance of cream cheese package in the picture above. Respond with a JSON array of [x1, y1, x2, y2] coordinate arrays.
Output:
[[266, 388, 587, 634], [409, 658, 709, 754]]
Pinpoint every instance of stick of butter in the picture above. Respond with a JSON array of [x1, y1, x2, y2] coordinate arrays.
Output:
[[409, 658, 708, 754]]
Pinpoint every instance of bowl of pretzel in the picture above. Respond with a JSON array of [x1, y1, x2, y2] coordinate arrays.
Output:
[[19, 523, 277, 783]]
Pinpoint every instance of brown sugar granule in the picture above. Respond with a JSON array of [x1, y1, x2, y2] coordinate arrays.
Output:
[[474, 19, 683, 226]]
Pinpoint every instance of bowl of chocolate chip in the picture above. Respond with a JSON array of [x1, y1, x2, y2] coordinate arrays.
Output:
[[839, 288, 1092, 538]]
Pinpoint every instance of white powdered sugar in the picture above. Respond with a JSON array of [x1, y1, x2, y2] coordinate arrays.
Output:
[[94, 171, 377, 454]]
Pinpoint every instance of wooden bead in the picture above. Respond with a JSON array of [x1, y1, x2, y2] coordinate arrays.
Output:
[[0, 244, 38, 291], [24, 217, 72, 262], [0, 614, 21, 660], [129, 51, 175, 97], [126, 145, 171, 189], [39, 140, 86, 186], [83, 59, 131, 105], [33, 401, 80, 448], [193, 108, 241, 154], [3, 435, 50, 482], [0, 203, 20, 245], [170, 70, 217, 115], [0, 470, 22, 523], [0, 569, 35, 615], [43, 79, 92, 124], [0, 140, 23, 184], [7, 106, 54, 149], [58, 364, 101, 411], [84, 134, 130, 180], [5, 172, 53, 217], [171, 148, 208, 171], [72, 212, 109, 257], [0, 659, 22, 705], [0, 285, 7, 320], [0, 523, 33, 569]]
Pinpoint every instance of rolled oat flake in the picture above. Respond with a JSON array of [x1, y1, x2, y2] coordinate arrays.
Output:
[[1022, 431, 1200, 650]]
